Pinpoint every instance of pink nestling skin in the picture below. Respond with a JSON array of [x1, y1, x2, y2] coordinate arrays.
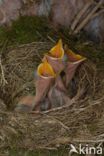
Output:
[[34, 76, 54, 107], [45, 55, 65, 74], [43, 39, 65, 74], [48, 81, 71, 108], [15, 96, 35, 112], [33, 60, 56, 111], [33, 76, 54, 111], [65, 62, 81, 88], [55, 76, 67, 93], [15, 95, 51, 112], [64, 50, 86, 88]]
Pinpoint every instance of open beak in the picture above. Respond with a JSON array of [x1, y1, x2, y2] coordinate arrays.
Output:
[[43, 39, 65, 74], [66, 49, 86, 63], [33, 59, 56, 111], [49, 39, 64, 59], [15, 41, 87, 112], [37, 59, 56, 78], [15, 60, 55, 112], [65, 49, 86, 87], [44, 40, 71, 107]]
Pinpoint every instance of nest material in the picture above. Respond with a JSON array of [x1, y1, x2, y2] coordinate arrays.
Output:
[[0, 41, 104, 150], [0, 42, 53, 108]]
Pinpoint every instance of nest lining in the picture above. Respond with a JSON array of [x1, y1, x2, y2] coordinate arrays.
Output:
[[0, 41, 104, 149]]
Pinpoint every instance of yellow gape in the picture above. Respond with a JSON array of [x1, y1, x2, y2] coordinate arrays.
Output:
[[37, 59, 56, 78], [49, 39, 64, 59], [66, 49, 86, 62]]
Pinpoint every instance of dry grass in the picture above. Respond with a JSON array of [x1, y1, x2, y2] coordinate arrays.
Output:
[[0, 41, 104, 151], [0, 41, 53, 109]]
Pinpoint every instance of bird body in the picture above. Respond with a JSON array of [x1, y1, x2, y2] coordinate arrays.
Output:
[[15, 39, 86, 112]]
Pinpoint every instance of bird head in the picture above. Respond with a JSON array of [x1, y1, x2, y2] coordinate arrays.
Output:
[[37, 58, 56, 78], [48, 39, 64, 60], [65, 49, 86, 64]]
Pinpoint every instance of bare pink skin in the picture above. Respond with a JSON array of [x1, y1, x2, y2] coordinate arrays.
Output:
[[45, 55, 65, 74], [15, 76, 54, 112], [48, 76, 71, 108], [65, 60, 86, 88], [15, 95, 35, 112], [15, 95, 51, 112], [15, 74, 55, 112], [47, 75, 71, 108], [33, 76, 55, 111], [55, 76, 67, 93]]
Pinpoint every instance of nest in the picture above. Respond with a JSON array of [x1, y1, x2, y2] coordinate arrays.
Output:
[[0, 41, 104, 150]]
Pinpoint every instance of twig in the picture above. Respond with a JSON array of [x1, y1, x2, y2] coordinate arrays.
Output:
[[47, 35, 56, 43], [0, 58, 8, 86], [30, 110, 70, 131], [30, 98, 75, 114], [73, 0, 104, 34], [41, 113, 70, 131], [36, 146, 57, 150], [0, 40, 8, 86], [31, 85, 84, 114], [91, 9, 104, 19], [35, 49, 42, 61], [11, 81, 33, 99], [73, 138, 104, 143], [71, 1, 93, 31]]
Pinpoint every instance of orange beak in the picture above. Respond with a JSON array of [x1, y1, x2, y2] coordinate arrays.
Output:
[[42, 40, 65, 74], [49, 39, 64, 59], [66, 49, 86, 63], [37, 59, 56, 78]]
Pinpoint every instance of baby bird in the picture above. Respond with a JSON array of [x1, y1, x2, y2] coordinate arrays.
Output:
[[15, 59, 56, 112], [15, 39, 87, 112]]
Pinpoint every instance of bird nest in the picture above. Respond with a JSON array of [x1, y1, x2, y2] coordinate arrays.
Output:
[[0, 41, 104, 150]]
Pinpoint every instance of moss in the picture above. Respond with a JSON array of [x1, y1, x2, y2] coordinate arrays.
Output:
[[74, 43, 104, 64], [88, 123, 98, 134], [0, 16, 104, 156], [2, 148, 70, 156], [0, 16, 52, 45], [0, 27, 7, 43], [0, 15, 103, 65]]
